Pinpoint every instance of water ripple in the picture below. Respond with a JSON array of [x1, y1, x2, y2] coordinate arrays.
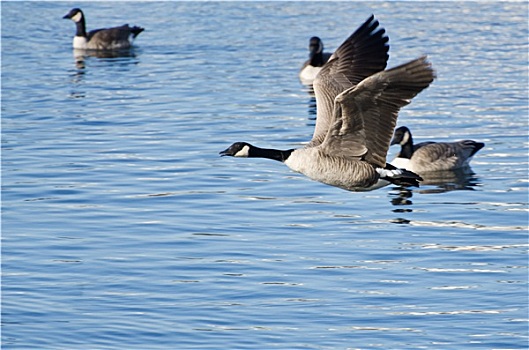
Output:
[[2, 2, 528, 349]]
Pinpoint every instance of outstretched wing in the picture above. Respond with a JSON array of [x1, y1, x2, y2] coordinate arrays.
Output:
[[320, 56, 436, 167], [309, 15, 389, 147]]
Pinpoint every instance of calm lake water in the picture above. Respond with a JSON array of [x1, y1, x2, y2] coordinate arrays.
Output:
[[2, 2, 528, 349]]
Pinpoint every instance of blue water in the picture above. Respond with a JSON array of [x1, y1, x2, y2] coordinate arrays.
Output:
[[2, 2, 528, 349]]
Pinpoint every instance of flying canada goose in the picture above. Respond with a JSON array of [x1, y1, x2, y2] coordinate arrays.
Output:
[[63, 8, 144, 50], [221, 15, 436, 192], [390, 126, 485, 173], [299, 36, 333, 85]]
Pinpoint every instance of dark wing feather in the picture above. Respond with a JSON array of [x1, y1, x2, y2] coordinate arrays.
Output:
[[88, 24, 142, 49], [321, 56, 435, 168], [309, 15, 389, 147]]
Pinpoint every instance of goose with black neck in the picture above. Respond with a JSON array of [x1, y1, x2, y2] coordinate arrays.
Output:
[[221, 15, 435, 192]]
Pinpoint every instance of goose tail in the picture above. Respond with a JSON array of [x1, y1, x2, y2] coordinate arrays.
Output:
[[377, 163, 423, 188], [130, 26, 144, 38], [461, 140, 485, 158]]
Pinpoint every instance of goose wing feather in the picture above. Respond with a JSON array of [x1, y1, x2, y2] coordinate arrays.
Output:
[[309, 15, 389, 147], [320, 56, 435, 168], [88, 25, 140, 48], [412, 140, 485, 170], [413, 143, 461, 168]]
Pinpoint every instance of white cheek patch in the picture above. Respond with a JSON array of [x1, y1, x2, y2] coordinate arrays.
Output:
[[234, 145, 250, 157], [71, 11, 83, 23], [401, 131, 410, 145]]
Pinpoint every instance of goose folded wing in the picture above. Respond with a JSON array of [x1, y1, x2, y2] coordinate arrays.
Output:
[[88, 25, 134, 44], [415, 140, 481, 163], [415, 143, 459, 162], [320, 56, 435, 168]]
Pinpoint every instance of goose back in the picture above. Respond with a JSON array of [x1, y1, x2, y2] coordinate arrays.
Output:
[[407, 140, 484, 172], [285, 148, 380, 190], [86, 25, 144, 50]]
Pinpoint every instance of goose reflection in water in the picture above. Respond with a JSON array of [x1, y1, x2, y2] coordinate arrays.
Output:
[[305, 88, 317, 122], [389, 166, 481, 208], [73, 48, 138, 69], [416, 167, 481, 193], [69, 48, 139, 99]]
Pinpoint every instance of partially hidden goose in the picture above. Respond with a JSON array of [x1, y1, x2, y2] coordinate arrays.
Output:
[[299, 36, 333, 85], [63, 8, 144, 50], [390, 126, 485, 173], [220, 15, 436, 192]]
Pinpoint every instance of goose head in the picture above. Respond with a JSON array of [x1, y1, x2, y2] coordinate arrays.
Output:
[[220, 142, 253, 157], [391, 126, 412, 146], [220, 142, 293, 162], [308, 36, 324, 57], [63, 8, 84, 23]]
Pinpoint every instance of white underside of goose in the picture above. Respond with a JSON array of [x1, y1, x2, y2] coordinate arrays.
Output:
[[285, 148, 381, 191], [299, 65, 322, 85], [73, 36, 88, 49], [285, 149, 397, 191], [390, 157, 410, 170]]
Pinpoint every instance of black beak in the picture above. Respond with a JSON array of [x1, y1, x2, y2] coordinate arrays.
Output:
[[390, 137, 400, 146], [63, 14, 71, 19], [219, 149, 230, 157]]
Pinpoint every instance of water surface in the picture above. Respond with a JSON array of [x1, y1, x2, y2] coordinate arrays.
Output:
[[2, 2, 528, 349]]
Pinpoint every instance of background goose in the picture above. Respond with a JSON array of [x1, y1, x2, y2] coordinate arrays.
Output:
[[299, 36, 333, 85], [221, 15, 435, 192], [390, 126, 485, 173], [63, 8, 144, 50]]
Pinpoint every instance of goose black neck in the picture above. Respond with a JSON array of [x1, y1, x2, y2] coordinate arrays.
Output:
[[251, 147, 293, 162], [309, 52, 325, 67], [75, 18, 87, 37], [398, 137, 414, 159]]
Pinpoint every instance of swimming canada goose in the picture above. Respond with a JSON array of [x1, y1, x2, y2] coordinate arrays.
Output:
[[63, 8, 144, 50], [390, 126, 485, 173], [221, 15, 436, 192], [299, 36, 333, 85]]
